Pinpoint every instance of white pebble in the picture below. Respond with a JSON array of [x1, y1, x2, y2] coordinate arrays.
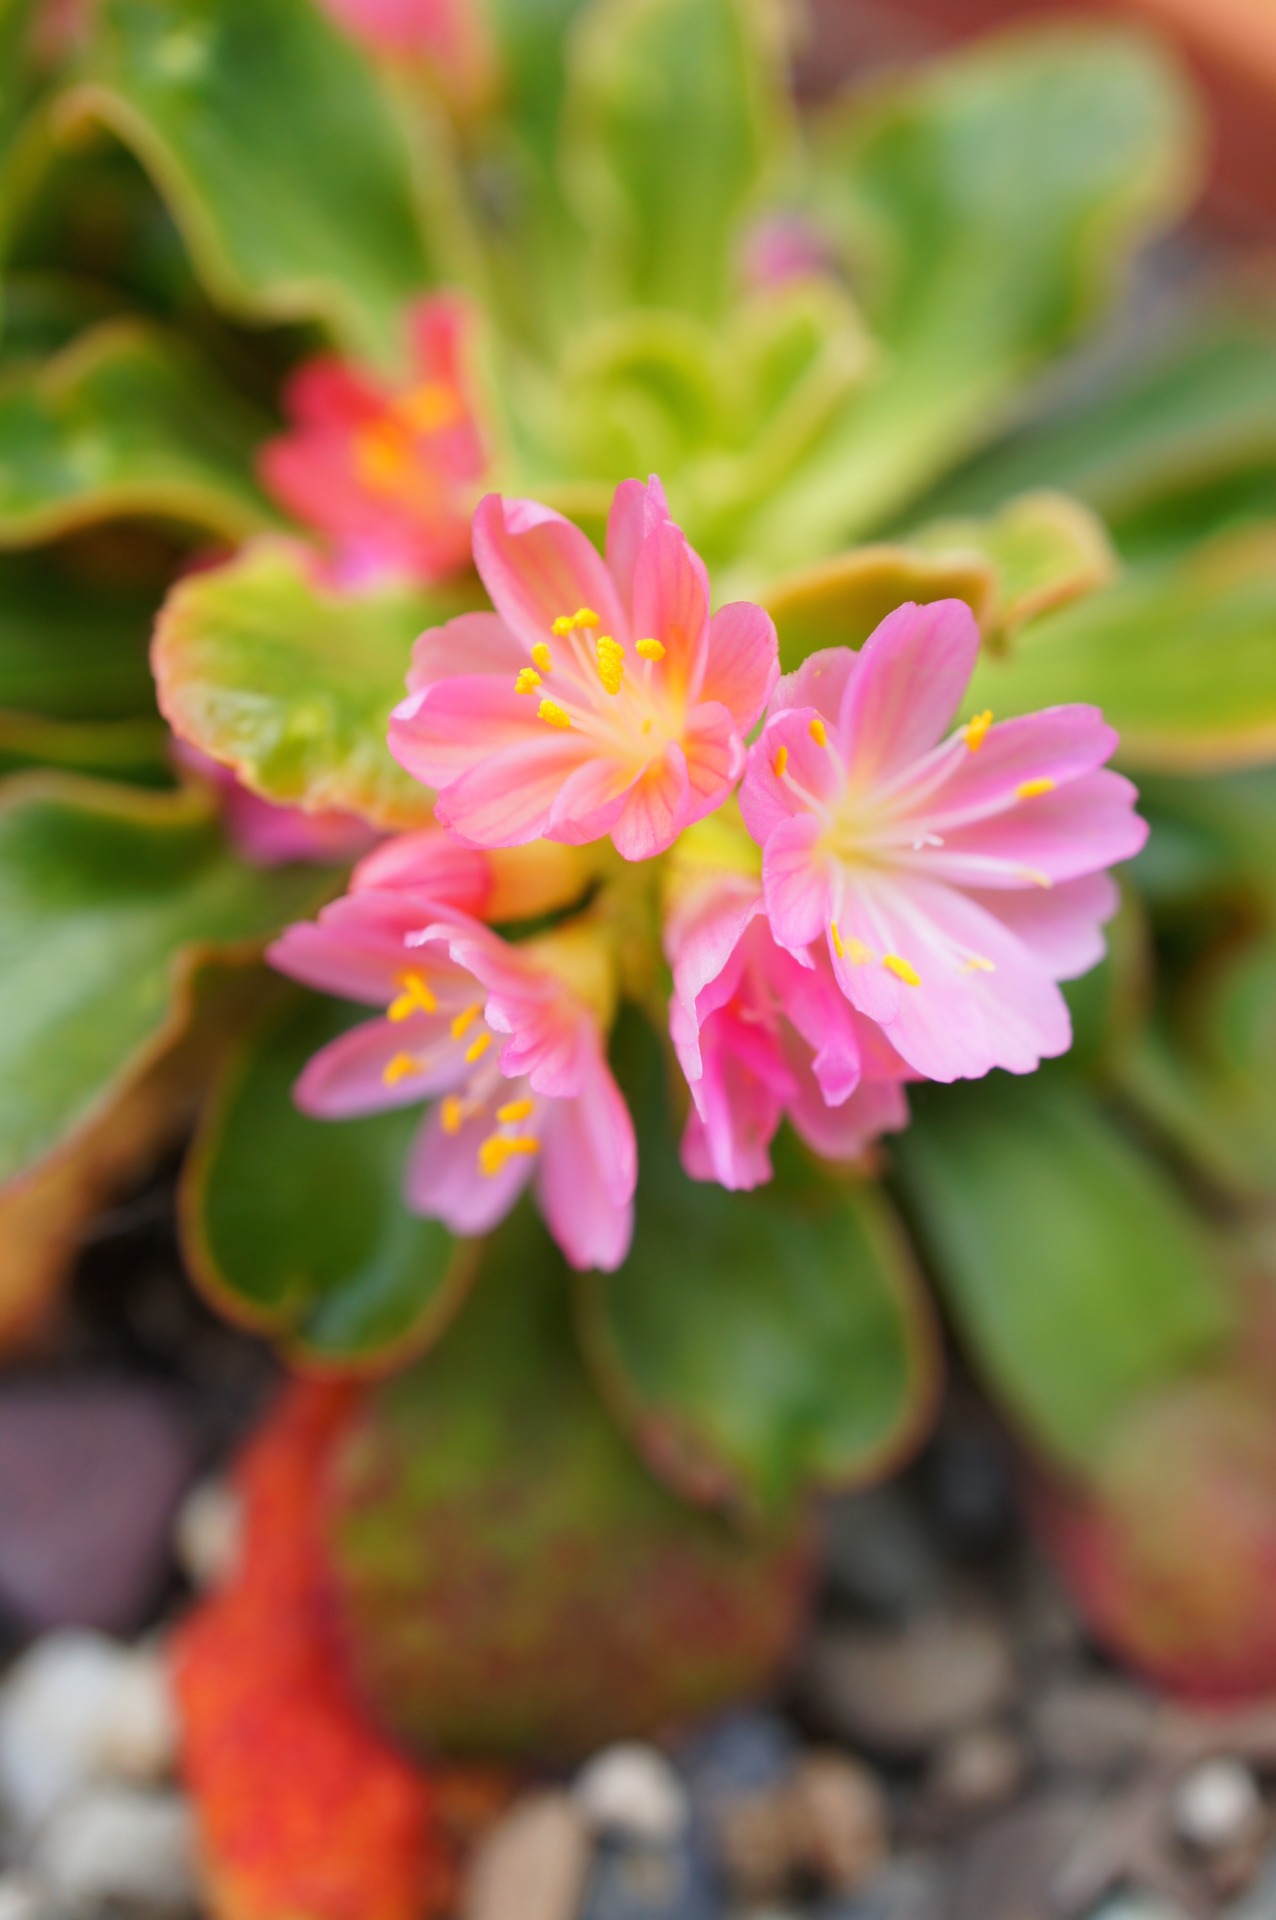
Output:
[[1172, 1756, 1264, 1851], [464, 1791, 589, 1920], [34, 1786, 196, 1911], [574, 1743, 689, 1845], [0, 1632, 176, 1833], [174, 1477, 243, 1590]]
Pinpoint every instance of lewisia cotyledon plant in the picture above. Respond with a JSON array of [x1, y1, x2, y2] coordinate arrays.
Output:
[[388, 476, 780, 860], [269, 477, 1147, 1265]]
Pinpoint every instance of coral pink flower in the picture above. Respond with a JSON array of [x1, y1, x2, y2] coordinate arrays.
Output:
[[389, 477, 779, 861], [269, 894, 636, 1271], [258, 295, 485, 590], [173, 743, 378, 868], [739, 600, 1147, 1083], [668, 868, 910, 1190]]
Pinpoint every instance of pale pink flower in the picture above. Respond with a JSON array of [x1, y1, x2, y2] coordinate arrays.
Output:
[[258, 295, 485, 590], [173, 742, 378, 868], [316, 0, 492, 105], [668, 867, 910, 1191], [268, 893, 636, 1270], [389, 476, 779, 861], [739, 600, 1147, 1083]]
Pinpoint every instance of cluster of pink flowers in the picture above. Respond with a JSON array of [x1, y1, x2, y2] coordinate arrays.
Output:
[[267, 470, 1146, 1272]]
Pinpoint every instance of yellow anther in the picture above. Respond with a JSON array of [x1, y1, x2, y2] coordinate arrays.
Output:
[[1020, 867, 1053, 889], [382, 1052, 420, 1086], [883, 953, 921, 987], [450, 1003, 481, 1040], [515, 667, 542, 695], [574, 607, 599, 629], [847, 937, 875, 964], [497, 1097, 535, 1124], [354, 417, 410, 491], [396, 381, 461, 434], [538, 699, 572, 730], [440, 1094, 465, 1135], [961, 954, 997, 974], [596, 635, 625, 696], [1016, 777, 1056, 800], [388, 971, 437, 1022], [532, 642, 554, 672], [964, 709, 994, 751], [478, 1133, 541, 1177], [773, 746, 789, 779], [465, 1031, 493, 1064], [635, 637, 666, 661], [551, 615, 576, 637], [809, 717, 828, 747], [830, 920, 845, 959]]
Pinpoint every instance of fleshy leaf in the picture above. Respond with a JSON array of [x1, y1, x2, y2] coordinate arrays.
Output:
[[153, 540, 479, 828], [892, 1073, 1233, 1471], [0, 774, 327, 1188], [61, 0, 435, 363], [579, 1016, 939, 1517], [328, 1204, 812, 1760], [966, 526, 1276, 771], [181, 994, 477, 1369], [750, 27, 1198, 565], [760, 491, 1112, 671], [563, 0, 786, 318], [0, 321, 274, 544]]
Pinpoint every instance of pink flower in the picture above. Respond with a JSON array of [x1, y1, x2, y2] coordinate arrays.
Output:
[[173, 742, 378, 868], [389, 476, 779, 861], [739, 600, 1147, 1083], [258, 295, 486, 590], [268, 893, 636, 1271], [668, 866, 910, 1191], [316, 0, 491, 104]]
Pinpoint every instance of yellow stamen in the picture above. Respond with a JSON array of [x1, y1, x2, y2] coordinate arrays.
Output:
[[574, 607, 599, 628], [831, 920, 845, 958], [596, 635, 625, 696], [450, 1003, 481, 1040], [396, 381, 461, 434], [478, 1133, 541, 1177], [809, 717, 827, 747], [497, 1097, 535, 1124], [354, 417, 410, 491], [465, 1032, 493, 1064], [538, 699, 572, 730], [1016, 777, 1056, 800], [773, 746, 789, 779], [532, 642, 554, 672], [964, 709, 994, 751], [440, 1094, 465, 1135], [883, 953, 921, 987], [388, 971, 437, 1022], [847, 937, 876, 964], [382, 1052, 420, 1086], [961, 954, 997, 974], [515, 667, 542, 695], [551, 615, 576, 638], [635, 637, 666, 661], [1020, 867, 1053, 889]]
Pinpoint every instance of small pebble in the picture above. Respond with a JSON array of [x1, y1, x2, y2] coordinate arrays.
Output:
[[1029, 1679, 1155, 1774], [803, 1610, 1015, 1757], [926, 1722, 1028, 1814], [34, 1786, 196, 1912], [1173, 1757, 1264, 1853], [575, 1744, 689, 1846], [464, 1790, 590, 1920], [0, 1877, 51, 1920], [713, 1751, 886, 1902], [174, 1478, 243, 1591], [0, 1632, 177, 1832]]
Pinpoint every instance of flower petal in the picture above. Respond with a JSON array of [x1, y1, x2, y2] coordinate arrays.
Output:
[[294, 1015, 461, 1118], [918, 769, 1147, 889], [609, 742, 693, 861], [740, 707, 841, 848], [786, 1060, 909, 1162], [762, 810, 830, 952], [682, 702, 745, 825], [839, 600, 981, 783], [537, 1062, 636, 1270], [406, 612, 526, 691], [405, 1101, 535, 1235], [472, 493, 626, 655], [352, 827, 492, 908], [701, 602, 779, 731], [767, 646, 858, 725], [631, 519, 710, 698], [912, 705, 1120, 832], [969, 871, 1121, 980], [605, 474, 672, 615], [269, 892, 453, 1004]]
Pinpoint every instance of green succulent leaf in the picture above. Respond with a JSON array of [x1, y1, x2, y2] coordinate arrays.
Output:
[[751, 26, 1198, 566], [63, 0, 434, 363], [152, 539, 480, 828], [579, 1016, 939, 1517], [182, 993, 477, 1368], [0, 320, 274, 544], [967, 526, 1276, 772], [893, 1073, 1233, 1471], [0, 539, 164, 717], [0, 710, 169, 782], [0, 775, 327, 1189], [563, 0, 785, 318]]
